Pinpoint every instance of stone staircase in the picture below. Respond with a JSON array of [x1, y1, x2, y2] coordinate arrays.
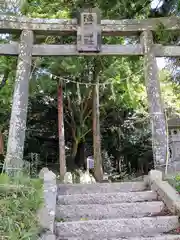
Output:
[[54, 181, 180, 239]]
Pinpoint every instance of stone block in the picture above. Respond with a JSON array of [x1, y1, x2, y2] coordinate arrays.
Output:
[[37, 208, 54, 233], [149, 170, 162, 182], [57, 190, 157, 205], [40, 233, 56, 240], [39, 167, 49, 179], [55, 216, 179, 238], [44, 170, 56, 182], [55, 235, 180, 240], [58, 181, 146, 195], [151, 180, 180, 215], [56, 201, 164, 220]]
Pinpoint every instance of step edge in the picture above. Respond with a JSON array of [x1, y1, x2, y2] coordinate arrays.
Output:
[[55, 236, 180, 240], [56, 201, 164, 208], [57, 181, 146, 187], [55, 215, 179, 225], [57, 190, 155, 198]]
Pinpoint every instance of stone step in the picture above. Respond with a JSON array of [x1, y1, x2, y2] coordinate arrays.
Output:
[[55, 216, 179, 238], [57, 190, 157, 205], [56, 201, 165, 221], [58, 181, 147, 195], [56, 235, 180, 240]]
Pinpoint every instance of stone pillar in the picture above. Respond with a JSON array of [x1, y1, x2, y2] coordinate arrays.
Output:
[[141, 31, 167, 169], [38, 168, 57, 239], [4, 30, 34, 175]]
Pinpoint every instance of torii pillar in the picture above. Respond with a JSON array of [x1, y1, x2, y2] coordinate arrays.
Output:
[[4, 30, 34, 176], [141, 30, 167, 171]]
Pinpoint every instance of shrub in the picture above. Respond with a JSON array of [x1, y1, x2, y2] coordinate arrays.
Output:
[[175, 174, 180, 193]]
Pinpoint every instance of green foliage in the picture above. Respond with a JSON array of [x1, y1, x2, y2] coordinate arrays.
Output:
[[0, 174, 43, 240], [175, 174, 180, 193], [167, 174, 180, 193], [154, 23, 180, 45]]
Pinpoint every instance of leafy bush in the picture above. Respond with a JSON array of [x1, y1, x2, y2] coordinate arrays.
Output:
[[175, 174, 180, 193], [102, 150, 115, 174], [0, 174, 43, 240]]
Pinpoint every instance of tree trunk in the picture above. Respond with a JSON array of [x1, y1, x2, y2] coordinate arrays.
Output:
[[57, 81, 66, 179], [92, 75, 103, 182], [71, 139, 78, 160], [75, 140, 85, 169]]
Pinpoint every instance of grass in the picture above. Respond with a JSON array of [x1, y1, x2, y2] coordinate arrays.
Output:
[[0, 173, 43, 240]]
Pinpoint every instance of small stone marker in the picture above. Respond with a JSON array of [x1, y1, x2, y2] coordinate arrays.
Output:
[[39, 167, 49, 179], [44, 170, 56, 182], [63, 172, 73, 184]]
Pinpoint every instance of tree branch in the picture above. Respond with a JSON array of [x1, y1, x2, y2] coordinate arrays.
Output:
[[83, 109, 92, 125], [80, 128, 92, 139], [82, 88, 93, 117]]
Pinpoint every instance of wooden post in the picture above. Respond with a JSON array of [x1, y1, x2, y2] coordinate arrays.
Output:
[[57, 81, 66, 179], [93, 75, 103, 182], [141, 30, 167, 169], [4, 30, 33, 176]]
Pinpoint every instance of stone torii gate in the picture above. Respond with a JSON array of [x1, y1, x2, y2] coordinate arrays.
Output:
[[0, 10, 179, 178]]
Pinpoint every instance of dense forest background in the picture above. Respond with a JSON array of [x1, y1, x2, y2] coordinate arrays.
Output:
[[0, 0, 180, 178]]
